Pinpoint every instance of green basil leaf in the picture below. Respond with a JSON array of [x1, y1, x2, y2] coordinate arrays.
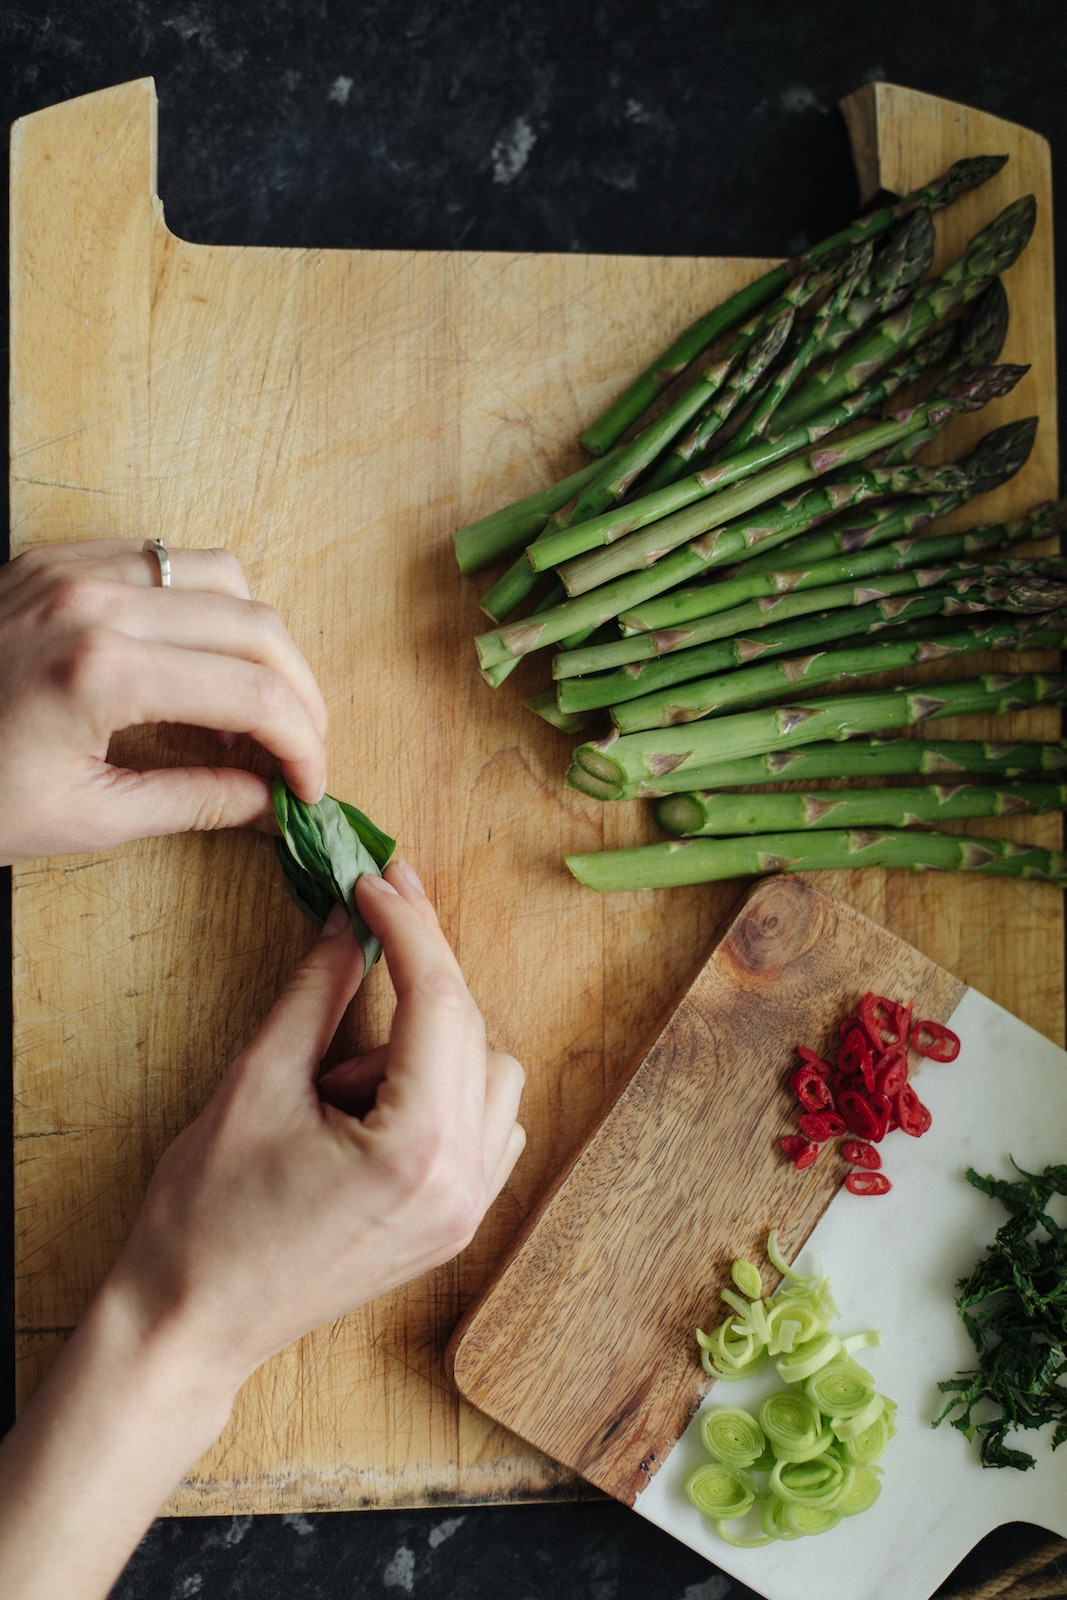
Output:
[[271, 771, 396, 969]]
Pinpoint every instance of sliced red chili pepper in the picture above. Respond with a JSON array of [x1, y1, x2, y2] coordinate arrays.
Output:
[[781, 1135, 820, 1170], [842, 1139, 881, 1170], [860, 992, 909, 1049], [874, 1044, 909, 1098], [795, 1046, 833, 1077], [837, 1026, 873, 1081], [798, 1110, 847, 1142], [894, 1082, 933, 1137], [844, 1171, 892, 1196], [837, 1087, 890, 1143], [910, 1018, 961, 1062], [869, 1091, 891, 1141], [789, 1064, 835, 1112]]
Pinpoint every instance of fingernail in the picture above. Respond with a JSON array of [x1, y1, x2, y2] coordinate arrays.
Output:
[[361, 871, 399, 896], [322, 903, 351, 936], [396, 858, 425, 895]]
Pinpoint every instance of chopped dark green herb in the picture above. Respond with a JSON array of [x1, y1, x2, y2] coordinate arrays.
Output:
[[932, 1161, 1067, 1469], [271, 772, 396, 972]]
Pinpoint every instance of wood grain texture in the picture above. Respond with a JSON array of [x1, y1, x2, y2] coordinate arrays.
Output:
[[7, 79, 1060, 1514], [448, 876, 967, 1505]]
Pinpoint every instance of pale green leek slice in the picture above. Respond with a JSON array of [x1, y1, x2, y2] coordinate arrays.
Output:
[[832, 1392, 887, 1442], [842, 1330, 884, 1354], [836, 1464, 884, 1516], [759, 1496, 805, 1540], [780, 1503, 844, 1537], [700, 1407, 767, 1469], [698, 1320, 769, 1380], [775, 1331, 842, 1383], [731, 1258, 764, 1300], [773, 1317, 803, 1353], [839, 1397, 897, 1466], [805, 1356, 877, 1418], [758, 1392, 831, 1463], [770, 1454, 855, 1509], [717, 1516, 778, 1548], [685, 1463, 758, 1519], [766, 1296, 823, 1354]]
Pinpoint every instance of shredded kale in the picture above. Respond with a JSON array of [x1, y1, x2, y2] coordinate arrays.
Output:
[[932, 1161, 1067, 1470]]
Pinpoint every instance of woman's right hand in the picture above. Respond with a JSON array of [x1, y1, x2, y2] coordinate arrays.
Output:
[[108, 857, 526, 1392]]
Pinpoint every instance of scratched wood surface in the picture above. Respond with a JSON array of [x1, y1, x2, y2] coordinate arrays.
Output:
[[8, 79, 1060, 1514]]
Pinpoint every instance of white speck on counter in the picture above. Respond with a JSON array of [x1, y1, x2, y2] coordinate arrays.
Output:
[[779, 85, 829, 115], [173, 1577, 203, 1599], [427, 1514, 466, 1548], [329, 75, 353, 105], [491, 117, 536, 184], [281, 1511, 318, 1536], [681, 1577, 732, 1600], [383, 1544, 416, 1592], [625, 98, 654, 124]]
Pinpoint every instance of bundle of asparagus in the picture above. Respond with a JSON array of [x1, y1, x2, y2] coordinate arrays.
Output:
[[453, 151, 1066, 892]]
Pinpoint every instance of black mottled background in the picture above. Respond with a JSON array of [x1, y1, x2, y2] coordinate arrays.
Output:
[[3, 3, 1067, 1597]]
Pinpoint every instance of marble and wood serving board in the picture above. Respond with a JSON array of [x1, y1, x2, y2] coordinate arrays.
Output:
[[8, 78, 1061, 1513], [449, 876, 1067, 1600]]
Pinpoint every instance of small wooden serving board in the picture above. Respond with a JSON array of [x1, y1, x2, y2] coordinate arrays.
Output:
[[450, 877, 1067, 1600], [448, 875, 966, 1502]]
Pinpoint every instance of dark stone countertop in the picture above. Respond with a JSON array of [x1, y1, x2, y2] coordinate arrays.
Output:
[[3, 3, 1066, 1596]]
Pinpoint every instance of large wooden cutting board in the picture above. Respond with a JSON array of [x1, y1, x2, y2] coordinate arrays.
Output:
[[8, 80, 1061, 1514]]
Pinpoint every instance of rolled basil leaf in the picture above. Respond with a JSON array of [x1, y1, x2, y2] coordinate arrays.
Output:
[[271, 771, 396, 969]]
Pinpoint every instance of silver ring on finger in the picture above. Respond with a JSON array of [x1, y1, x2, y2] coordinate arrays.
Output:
[[142, 538, 172, 588]]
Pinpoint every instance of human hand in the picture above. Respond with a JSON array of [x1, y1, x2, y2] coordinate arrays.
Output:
[[0, 538, 328, 863], [108, 859, 526, 1395]]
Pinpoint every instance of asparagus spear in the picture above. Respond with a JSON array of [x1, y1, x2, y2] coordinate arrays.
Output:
[[481, 579, 568, 686], [578, 154, 1009, 455], [644, 235, 916, 489], [480, 559, 561, 626], [860, 278, 1012, 471], [718, 215, 936, 461], [454, 444, 631, 575], [474, 367, 1022, 675], [715, 245, 876, 463], [768, 195, 1037, 434], [737, 417, 1038, 576], [564, 829, 1067, 892], [554, 306, 796, 530], [569, 556, 1064, 676], [616, 499, 1066, 636], [531, 328, 963, 576], [571, 673, 1067, 797], [548, 462, 974, 677], [610, 615, 1067, 734], [555, 599, 989, 714], [565, 736, 1067, 801], [654, 781, 1067, 838]]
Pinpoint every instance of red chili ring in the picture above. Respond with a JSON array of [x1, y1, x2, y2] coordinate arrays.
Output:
[[910, 1018, 961, 1062], [845, 1171, 892, 1196], [841, 1139, 881, 1170]]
